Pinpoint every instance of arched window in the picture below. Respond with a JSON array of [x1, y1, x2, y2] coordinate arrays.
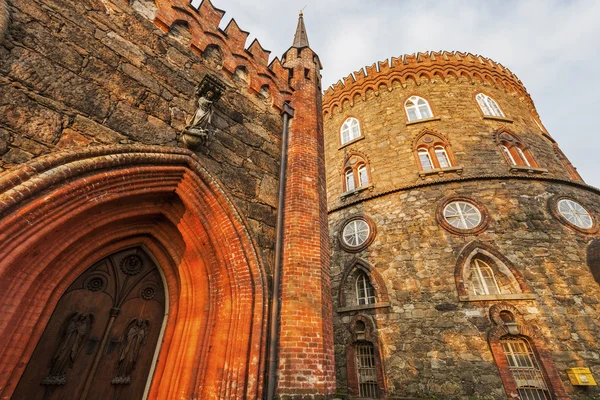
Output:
[[356, 272, 376, 305], [355, 342, 379, 398], [341, 117, 361, 144], [405, 96, 433, 121], [471, 258, 500, 295], [342, 153, 372, 193], [496, 131, 538, 168], [501, 338, 552, 399], [476, 93, 504, 117], [413, 130, 456, 172]]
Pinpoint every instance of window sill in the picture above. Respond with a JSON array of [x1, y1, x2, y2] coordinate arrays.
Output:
[[509, 166, 548, 174], [483, 115, 513, 123], [337, 302, 391, 313], [405, 116, 441, 126], [338, 135, 365, 150], [341, 184, 374, 200], [459, 293, 537, 302], [419, 165, 463, 179]]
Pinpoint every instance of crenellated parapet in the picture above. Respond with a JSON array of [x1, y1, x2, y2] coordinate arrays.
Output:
[[323, 51, 534, 117], [153, 0, 293, 110]]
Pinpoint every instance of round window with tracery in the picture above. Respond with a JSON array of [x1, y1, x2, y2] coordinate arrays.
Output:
[[443, 201, 482, 230], [557, 199, 593, 229], [342, 219, 370, 248]]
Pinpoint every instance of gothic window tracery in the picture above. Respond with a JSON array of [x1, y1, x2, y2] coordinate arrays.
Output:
[[405, 96, 433, 121], [342, 153, 371, 193], [413, 131, 456, 172], [341, 117, 361, 144], [496, 130, 538, 168], [476, 93, 504, 117]]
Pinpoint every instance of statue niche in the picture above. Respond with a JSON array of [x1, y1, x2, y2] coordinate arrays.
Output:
[[182, 75, 226, 150]]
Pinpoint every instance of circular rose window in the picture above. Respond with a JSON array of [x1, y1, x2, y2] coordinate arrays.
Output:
[[342, 219, 370, 247], [557, 199, 593, 229], [443, 201, 482, 230]]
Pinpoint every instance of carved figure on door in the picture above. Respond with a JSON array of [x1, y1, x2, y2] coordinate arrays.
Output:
[[112, 319, 149, 385], [42, 313, 94, 385]]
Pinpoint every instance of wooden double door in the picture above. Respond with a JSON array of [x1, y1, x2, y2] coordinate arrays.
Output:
[[13, 247, 165, 400]]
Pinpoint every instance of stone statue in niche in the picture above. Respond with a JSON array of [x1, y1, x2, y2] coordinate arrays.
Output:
[[42, 313, 94, 385], [182, 75, 226, 150], [111, 319, 150, 385]]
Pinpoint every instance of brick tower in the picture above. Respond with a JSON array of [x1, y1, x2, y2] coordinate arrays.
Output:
[[275, 12, 336, 399]]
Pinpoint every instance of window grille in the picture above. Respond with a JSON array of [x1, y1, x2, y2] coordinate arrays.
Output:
[[501, 338, 552, 400], [443, 201, 482, 230], [356, 273, 376, 305], [342, 219, 370, 247], [356, 342, 379, 398]]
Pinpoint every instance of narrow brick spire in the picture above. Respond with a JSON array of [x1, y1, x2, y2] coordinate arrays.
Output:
[[292, 10, 310, 48]]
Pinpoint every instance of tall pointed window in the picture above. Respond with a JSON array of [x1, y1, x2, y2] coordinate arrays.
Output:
[[470, 258, 500, 295], [476, 93, 504, 117], [497, 131, 538, 168], [341, 117, 361, 144], [405, 96, 433, 121], [501, 338, 552, 400], [356, 272, 376, 305], [355, 342, 379, 398], [342, 153, 372, 193], [413, 131, 456, 173]]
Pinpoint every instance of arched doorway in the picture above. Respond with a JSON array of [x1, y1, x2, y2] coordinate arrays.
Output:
[[13, 246, 166, 400]]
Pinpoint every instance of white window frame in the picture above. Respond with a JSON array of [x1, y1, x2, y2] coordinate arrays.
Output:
[[342, 219, 371, 248], [557, 199, 593, 229], [516, 147, 531, 167], [418, 148, 434, 170], [470, 259, 501, 295], [405, 96, 433, 121], [355, 272, 376, 305], [501, 145, 517, 166], [341, 117, 361, 144], [345, 169, 356, 192], [434, 145, 451, 168], [357, 164, 369, 187], [443, 201, 482, 230], [476, 93, 504, 117]]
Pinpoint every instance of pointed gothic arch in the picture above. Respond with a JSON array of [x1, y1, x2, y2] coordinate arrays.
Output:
[[454, 241, 535, 301], [0, 145, 268, 399], [338, 258, 390, 311]]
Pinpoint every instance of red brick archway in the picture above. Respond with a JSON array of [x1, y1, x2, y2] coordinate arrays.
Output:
[[0, 145, 268, 399]]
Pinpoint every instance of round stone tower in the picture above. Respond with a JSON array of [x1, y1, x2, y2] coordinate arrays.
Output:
[[323, 51, 600, 399]]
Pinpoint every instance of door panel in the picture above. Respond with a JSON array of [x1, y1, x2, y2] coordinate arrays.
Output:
[[13, 247, 165, 400]]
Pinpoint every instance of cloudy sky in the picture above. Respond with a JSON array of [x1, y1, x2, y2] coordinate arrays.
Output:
[[193, 0, 600, 187]]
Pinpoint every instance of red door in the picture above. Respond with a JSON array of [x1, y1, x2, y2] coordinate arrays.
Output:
[[13, 247, 166, 400]]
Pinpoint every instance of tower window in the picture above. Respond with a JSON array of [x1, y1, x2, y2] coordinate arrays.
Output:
[[345, 169, 356, 191], [496, 131, 538, 168], [356, 272, 376, 305], [342, 219, 370, 248], [413, 131, 456, 172], [341, 117, 361, 144], [342, 153, 372, 193], [355, 342, 379, 398], [405, 96, 433, 121], [357, 164, 369, 187], [434, 146, 450, 168], [443, 201, 482, 230], [501, 338, 552, 400], [418, 148, 434, 170], [470, 258, 500, 295], [476, 93, 504, 117], [557, 199, 593, 229]]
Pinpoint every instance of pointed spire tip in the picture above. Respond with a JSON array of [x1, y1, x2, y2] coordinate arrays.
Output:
[[292, 9, 310, 48]]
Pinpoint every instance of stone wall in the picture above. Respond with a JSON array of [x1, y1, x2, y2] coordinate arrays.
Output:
[[0, 0, 283, 272], [324, 57, 600, 399]]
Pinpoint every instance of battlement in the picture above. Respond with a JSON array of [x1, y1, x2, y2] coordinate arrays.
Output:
[[153, 0, 293, 109], [323, 51, 533, 116]]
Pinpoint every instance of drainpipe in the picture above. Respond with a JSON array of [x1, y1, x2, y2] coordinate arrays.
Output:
[[266, 102, 294, 400]]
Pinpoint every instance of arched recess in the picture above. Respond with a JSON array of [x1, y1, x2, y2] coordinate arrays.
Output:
[[587, 238, 600, 285], [487, 304, 569, 400], [338, 258, 390, 310], [0, 145, 268, 399], [454, 241, 535, 301]]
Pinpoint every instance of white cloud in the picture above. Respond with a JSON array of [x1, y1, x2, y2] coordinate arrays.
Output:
[[193, 0, 600, 187]]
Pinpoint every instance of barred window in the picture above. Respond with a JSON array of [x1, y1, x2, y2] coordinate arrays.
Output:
[[356, 342, 379, 398], [501, 338, 552, 400], [476, 93, 504, 117], [405, 96, 433, 121], [341, 117, 361, 144], [356, 272, 376, 305]]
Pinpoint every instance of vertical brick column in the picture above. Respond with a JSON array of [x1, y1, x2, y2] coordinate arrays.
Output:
[[277, 46, 335, 398]]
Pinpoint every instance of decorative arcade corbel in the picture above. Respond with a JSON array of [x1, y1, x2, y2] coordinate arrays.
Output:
[[182, 75, 226, 151]]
